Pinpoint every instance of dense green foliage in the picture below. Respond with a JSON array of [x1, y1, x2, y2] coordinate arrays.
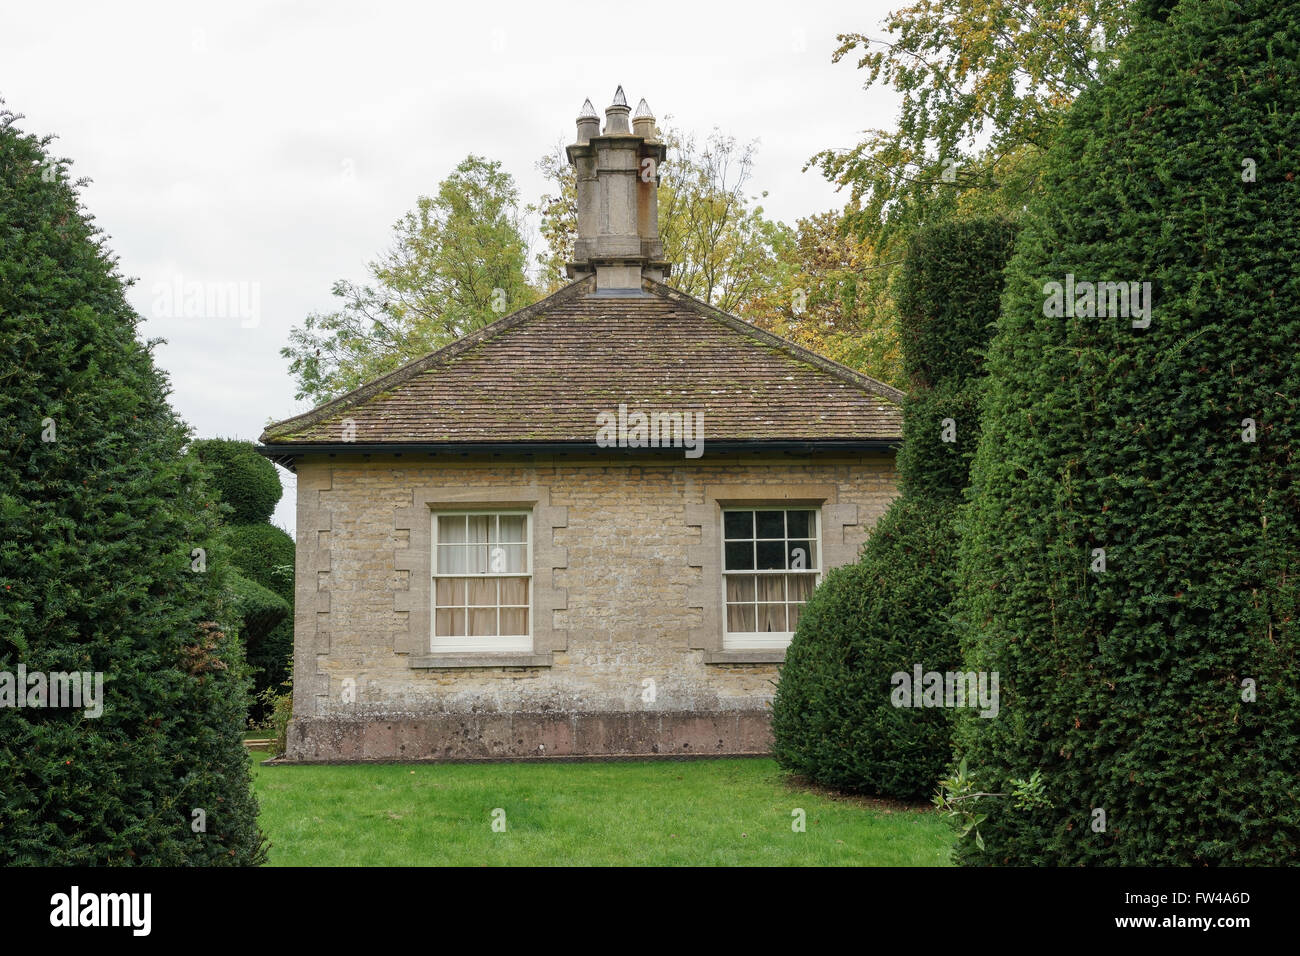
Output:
[[227, 521, 295, 598], [772, 501, 957, 796], [229, 570, 290, 644], [188, 441, 294, 719], [952, 0, 1300, 864], [189, 437, 282, 524], [773, 218, 1018, 797], [895, 219, 1020, 390], [0, 109, 265, 863]]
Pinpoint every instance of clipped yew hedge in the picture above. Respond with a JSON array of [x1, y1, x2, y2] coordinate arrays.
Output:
[[229, 570, 290, 645], [952, 0, 1300, 864], [189, 440, 294, 718], [0, 109, 264, 863], [227, 521, 295, 599], [772, 217, 1018, 797], [190, 437, 282, 524]]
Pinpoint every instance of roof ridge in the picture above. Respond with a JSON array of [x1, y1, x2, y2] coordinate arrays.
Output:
[[640, 277, 907, 405], [261, 276, 595, 441]]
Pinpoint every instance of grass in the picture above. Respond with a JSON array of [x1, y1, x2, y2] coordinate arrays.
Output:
[[250, 756, 954, 866]]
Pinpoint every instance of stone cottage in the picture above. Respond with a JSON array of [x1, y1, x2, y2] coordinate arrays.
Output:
[[259, 89, 904, 761]]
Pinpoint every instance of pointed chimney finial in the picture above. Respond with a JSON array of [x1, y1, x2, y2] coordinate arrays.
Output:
[[604, 85, 631, 134], [576, 97, 600, 143], [632, 98, 656, 138]]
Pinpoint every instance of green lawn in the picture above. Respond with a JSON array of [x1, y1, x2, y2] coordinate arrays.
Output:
[[251, 756, 953, 866]]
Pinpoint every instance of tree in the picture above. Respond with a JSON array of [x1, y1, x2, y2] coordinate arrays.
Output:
[[743, 209, 905, 389], [529, 145, 577, 294], [532, 124, 792, 315], [771, 218, 1018, 797], [283, 155, 539, 404], [951, 0, 1300, 865], [0, 106, 265, 864], [658, 128, 792, 315], [813, 0, 1134, 246]]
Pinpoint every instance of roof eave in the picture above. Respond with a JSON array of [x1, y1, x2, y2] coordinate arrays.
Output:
[[257, 438, 901, 472]]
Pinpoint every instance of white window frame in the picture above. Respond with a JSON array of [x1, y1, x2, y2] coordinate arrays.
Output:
[[720, 506, 821, 650], [431, 509, 533, 654]]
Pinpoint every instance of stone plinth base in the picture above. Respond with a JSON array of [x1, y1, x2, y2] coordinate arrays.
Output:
[[283, 710, 773, 762]]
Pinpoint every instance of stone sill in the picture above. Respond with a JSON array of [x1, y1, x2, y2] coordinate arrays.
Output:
[[409, 653, 553, 669], [703, 649, 787, 664]]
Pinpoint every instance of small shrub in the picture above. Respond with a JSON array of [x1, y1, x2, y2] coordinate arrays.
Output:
[[254, 675, 293, 758], [773, 498, 958, 797]]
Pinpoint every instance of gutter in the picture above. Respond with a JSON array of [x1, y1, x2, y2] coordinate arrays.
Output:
[[257, 439, 901, 472]]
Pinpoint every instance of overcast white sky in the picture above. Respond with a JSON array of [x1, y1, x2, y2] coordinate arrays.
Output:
[[3, 0, 901, 534]]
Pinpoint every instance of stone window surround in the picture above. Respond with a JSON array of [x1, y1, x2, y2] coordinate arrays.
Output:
[[394, 484, 569, 669], [686, 483, 859, 664]]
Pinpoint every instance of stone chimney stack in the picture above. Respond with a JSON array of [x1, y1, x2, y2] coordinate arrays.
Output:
[[567, 86, 670, 292]]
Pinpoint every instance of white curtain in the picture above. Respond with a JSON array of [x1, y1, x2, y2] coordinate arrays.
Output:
[[437, 514, 528, 574], [434, 513, 529, 637]]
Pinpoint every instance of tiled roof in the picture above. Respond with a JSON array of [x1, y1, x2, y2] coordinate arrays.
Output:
[[260, 276, 904, 446]]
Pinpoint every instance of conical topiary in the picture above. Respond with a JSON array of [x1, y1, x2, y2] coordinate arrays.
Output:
[[0, 107, 266, 864], [952, 0, 1300, 864]]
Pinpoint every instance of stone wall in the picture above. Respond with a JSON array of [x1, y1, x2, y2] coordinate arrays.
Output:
[[287, 452, 898, 760]]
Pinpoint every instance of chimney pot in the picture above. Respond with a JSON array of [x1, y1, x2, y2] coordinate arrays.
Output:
[[566, 88, 670, 290], [632, 98, 656, 138], [576, 98, 599, 143], [604, 85, 631, 134]]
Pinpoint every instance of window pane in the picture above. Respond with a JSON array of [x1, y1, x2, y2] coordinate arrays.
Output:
[[727, 603, 756, 632], [500, 576, 529, 606], [437, 544, 471, 574], [468, 578, 497, 606], [756, 540, 786, 570], [724, 511, 753, 539], [466, 544, 489, 574], [435, 607, 465, 637], [786, 510, 812, 538], [469, 607, 497, 637], [757, 603, 787, 632], [787, 573, 815, 603], [756, 510, 784, 538], [788, 602, 804, 631], [499, 514, 527, 543], [499, 607, 528, 636], [438, 514, 468, 544], [724, 541, 754, 570], [435, 608, 456, 637], [725, 574, 755, 602], [757, 576, 785, 602], [435, 577, 465, 606], [788, 540, 814, 570], [467, 514, 492, 544], [490, 543, 526, 574]]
